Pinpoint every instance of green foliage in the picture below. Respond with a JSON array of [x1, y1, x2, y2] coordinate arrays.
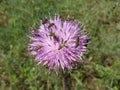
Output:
[[0, 0, 120, 90]]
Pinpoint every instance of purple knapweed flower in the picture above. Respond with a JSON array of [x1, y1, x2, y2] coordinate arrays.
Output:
[[28, 14, 90, 72]]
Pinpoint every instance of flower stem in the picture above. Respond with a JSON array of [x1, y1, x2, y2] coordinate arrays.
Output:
[[62, 72, 66, 90]]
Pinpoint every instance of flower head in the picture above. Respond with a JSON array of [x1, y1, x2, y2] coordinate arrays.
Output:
[[28, 14, 90, 72]]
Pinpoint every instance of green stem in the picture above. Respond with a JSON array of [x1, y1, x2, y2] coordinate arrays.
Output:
[[62, 72, 66, 90]]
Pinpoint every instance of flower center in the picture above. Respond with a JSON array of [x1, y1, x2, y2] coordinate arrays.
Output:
[[58, 40, 67, 50]]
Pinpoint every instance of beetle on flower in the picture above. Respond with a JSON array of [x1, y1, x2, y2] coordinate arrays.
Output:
[[28, 14, 90, 72]]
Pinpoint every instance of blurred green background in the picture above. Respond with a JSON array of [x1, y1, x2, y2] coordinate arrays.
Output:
[[0, 0, 120, 90]]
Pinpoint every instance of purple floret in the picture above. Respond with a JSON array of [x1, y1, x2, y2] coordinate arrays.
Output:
[[28, 14, 90, 72]]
